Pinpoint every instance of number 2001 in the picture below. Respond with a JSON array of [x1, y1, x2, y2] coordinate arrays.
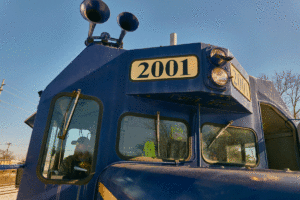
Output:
[[130, 55, 198, 81]]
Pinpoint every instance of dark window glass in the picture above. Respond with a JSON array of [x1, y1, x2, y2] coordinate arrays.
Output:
[[202, 124, 257, 166], [41, 96, 100, 180], [118, 115, 189, 161]]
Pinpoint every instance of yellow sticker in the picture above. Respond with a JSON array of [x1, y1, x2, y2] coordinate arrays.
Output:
[[130, 55, 198, 81], [230, 64, 251, 101]]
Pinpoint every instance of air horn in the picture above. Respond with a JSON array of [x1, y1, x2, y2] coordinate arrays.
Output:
[[80, 0, 139, 48], [80, 0, 110, 45], [116, 12, 139, 48]]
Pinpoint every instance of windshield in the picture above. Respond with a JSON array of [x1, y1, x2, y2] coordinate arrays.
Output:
[[202, 123, 257, 166], [40, 95, 100, 181]]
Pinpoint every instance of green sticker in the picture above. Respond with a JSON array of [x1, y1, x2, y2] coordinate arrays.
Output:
[[143, 141, 156, 158], [171, 125, 184, 140]]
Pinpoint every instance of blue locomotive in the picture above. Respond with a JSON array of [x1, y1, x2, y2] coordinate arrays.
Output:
[[1, 0, 300, 199]]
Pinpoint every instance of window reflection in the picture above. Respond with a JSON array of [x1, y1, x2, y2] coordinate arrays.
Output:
[[202, 124, 257, 166], [41, 96, 100, 181], [118, 115, 189, 161]]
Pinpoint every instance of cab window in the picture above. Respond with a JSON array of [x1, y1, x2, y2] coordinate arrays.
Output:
[[39, 94, 102, 182], [117, 114, 190, 161], [202, 123, 257, 166]]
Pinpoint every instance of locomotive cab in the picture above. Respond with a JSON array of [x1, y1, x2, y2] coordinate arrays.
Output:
[[4, 0, 299, 199], [18, 40, 299, 199]]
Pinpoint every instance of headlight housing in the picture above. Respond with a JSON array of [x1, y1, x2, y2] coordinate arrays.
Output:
[[204, 46, 233, 90], [211, 67, 228, 86], [210, 48, 227, 66]]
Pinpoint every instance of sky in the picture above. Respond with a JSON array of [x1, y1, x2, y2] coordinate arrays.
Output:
[[0, 0, 300, 160]]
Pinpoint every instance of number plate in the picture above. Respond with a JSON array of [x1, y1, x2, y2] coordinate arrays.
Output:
[[230, 64, 251, 101], [130, 55, 198, 81]]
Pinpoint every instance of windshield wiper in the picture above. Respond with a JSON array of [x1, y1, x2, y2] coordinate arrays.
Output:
[[74, 166, 87, 172], [156, 111, 160, 158], [207, 120, 234, 149], [56, 89, 81, 171], [47, 89, 82, 177], [58, 89, 81, 140]]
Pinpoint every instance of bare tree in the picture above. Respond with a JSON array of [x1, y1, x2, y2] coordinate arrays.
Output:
[[273, 70, 294, 96], [0, 149, 15, 161], [259, 70, 300, 119], [287, 74, 300, 118], [258, 74, 269, 81]]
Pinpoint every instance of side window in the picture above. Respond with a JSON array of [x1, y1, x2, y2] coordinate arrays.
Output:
[[201, 124, 257, 166], [39, 94, 101, 182], [117, 115, 189, 161]]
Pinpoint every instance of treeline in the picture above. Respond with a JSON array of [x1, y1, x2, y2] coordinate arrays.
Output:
[[259, 70, 300, 119], [0, 149, 15, 161]]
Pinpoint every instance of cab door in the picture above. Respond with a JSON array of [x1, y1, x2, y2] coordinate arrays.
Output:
[[260, 103, 300, 171]]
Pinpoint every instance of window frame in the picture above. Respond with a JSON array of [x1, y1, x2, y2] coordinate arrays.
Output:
[[36, 92, 103, 185], [201, 122, 259, 167], [259, 102, 298, 143], [116, 112, 192, 162]]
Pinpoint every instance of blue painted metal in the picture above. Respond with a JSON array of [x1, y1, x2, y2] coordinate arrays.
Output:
[[98, 162, 300, 199], [14, 41, 300, 200], [0, 164, 25, 170]]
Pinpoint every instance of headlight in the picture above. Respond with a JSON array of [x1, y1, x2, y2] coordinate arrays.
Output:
[[209, 48, 233, 66], [210, 48, 226, 58], [211, 67, 228, 86], [210, 48, 226, 66]]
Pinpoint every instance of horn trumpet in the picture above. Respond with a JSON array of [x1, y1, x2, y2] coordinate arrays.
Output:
[[117, 12, 139, 47], [80, 0, 110, 43]]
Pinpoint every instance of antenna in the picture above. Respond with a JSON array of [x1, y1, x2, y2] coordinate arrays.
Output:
[[170, 33, 177, 46]]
